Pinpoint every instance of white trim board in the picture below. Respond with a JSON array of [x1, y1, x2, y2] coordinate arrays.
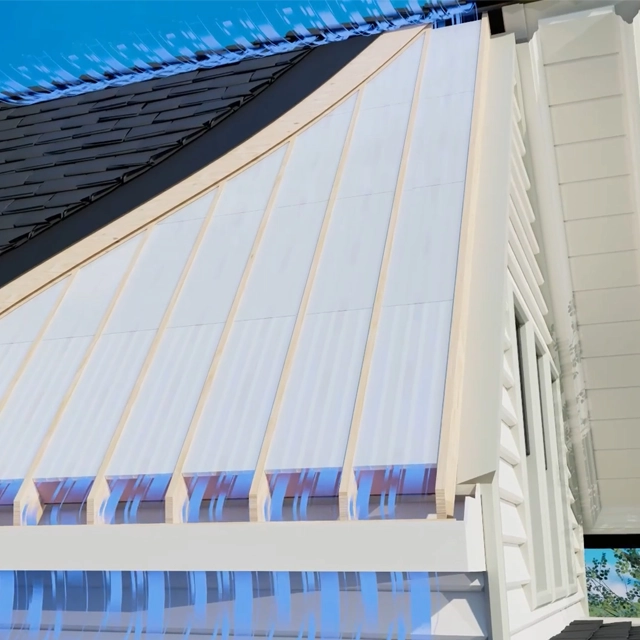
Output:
[[0, 497, 485, 572]]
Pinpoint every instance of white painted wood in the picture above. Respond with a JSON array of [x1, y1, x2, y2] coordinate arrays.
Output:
[[360, 36, 423, 110], [583, 354, 640, 388], [570, 250, 639, 291], [599, 478, 640, 506], [564, 213, 637, 257], [0, 336, 92, 481], [550, 96, 626, 145], [560, 175, 633, 221], [237, 202, 326, 321], [595, 449, 640, 479], [307, 192, 394, 315], [499, 459, 524, 505], [575, 285, 640, 324], [591, 418, 640, 449], [501, 500, 527, 544], [107, 324, 224, 477], [184, 316, 296, 475], [338, 102, 411, 199], [545, 55, 622, 106], [404, 92, 475, 191], [419, 21, 481, 99], [266, 308, 372, 472], [44, 237, 142, 340], [383, 183, 465, 307], [504, 544, 531, 588], [274, 99, 355, 208], [500, 422, 521, 465], [105, 218, 204, 334], [502, 388, 518, 427], [0, 496, 486, 571], [157, 190, 217, 225], [555, 136, 628, 184], [588, 387, 640, 419], [35, 331, 155, 480], [580, 320, 640, 357], [213, 147, 286, 217], [0, 280, 67, 345], [168, 210, 263, 328], [429, 591, 490, 640], [539, 9, 618, 65], [354, 301, 453, 468]]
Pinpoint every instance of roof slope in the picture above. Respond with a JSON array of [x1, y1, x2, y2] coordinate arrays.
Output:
[[0, 36, 374, 287]]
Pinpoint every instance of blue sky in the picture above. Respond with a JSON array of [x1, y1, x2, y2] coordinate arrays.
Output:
[[1, 0, 474, 101]]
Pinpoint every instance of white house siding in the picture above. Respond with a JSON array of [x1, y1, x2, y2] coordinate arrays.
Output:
[[497, 50, 587, 638]]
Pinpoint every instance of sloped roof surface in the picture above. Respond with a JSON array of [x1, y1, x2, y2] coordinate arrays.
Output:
[[0, 51, 308, 255], [551, 620, 640, 640]]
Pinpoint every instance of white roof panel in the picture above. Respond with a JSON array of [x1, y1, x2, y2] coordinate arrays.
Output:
[[308, 192, 394, 315], [104, 218, 203, 335], [419, 21, 480, 99], [0, 279, 66, 345], [213, 147, 286, 217], [267, 308, 371, 472], [354, 301, 453, 468], [237, 202, 325, 322], [383, 183, 465, 308], [157, 190, 217, 225], [168, 210, 263, 328], [35, 331, 155, 480], [185, 315, 296, 475], [45, 236, 141, 341], [275, 97, 355, 209], [107, 323, 223, 478], [0, 336, 92, 480]]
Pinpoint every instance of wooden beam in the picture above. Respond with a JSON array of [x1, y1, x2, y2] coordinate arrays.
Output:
[[435, 16, 492, 519], [337, 28, 431, 521], [164, 144, 294, 524]]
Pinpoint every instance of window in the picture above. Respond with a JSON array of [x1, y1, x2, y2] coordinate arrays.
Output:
[[536, 353, 549, 471], [514, 314, 531, 456]]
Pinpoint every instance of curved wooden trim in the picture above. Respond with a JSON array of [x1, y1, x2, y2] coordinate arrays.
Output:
[[0, 28, 425, 321]]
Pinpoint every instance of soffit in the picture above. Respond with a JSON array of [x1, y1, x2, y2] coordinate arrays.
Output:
[[535, 7, 640, 532]]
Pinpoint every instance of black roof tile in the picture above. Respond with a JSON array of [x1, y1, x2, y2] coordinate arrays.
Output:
[[552, 620, 637, 640], [0, 34, 376, 285]]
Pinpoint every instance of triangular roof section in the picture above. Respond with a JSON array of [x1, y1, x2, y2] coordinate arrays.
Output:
[[0, 36, 375, 289], [0, 22, 487, 530]]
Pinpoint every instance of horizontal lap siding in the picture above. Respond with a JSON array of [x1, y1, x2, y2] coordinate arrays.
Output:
[[501, 52, 583, 635]]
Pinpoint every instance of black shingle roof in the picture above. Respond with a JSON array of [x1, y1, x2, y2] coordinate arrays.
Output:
[[0, 36, 375, 290], [550, 620, 640, 640], [0, 51, 309, 256]]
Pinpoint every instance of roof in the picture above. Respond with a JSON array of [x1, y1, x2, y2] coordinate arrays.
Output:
[[551, 620, 640, 639], [0, 35, 374, 288]]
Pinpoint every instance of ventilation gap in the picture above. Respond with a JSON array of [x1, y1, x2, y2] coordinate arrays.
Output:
[[35, 478, 93, 525], [267, 469, 341, 522], [104, 475, 170, 524], [355, 465, 437, 520], [184, 472, 253, 523]]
